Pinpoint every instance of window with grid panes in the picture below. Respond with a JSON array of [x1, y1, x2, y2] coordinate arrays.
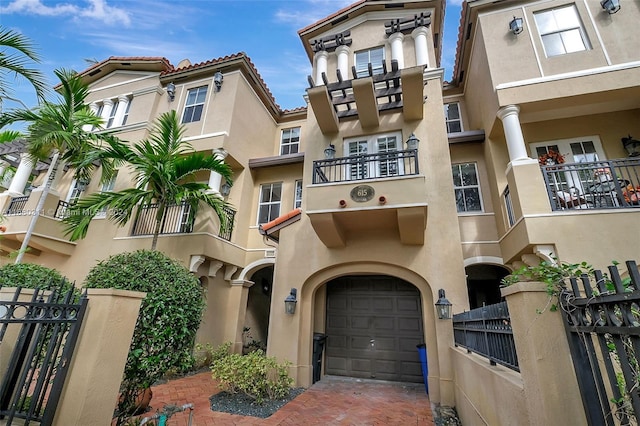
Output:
[[534, 4, 590, 57], [257, 183, 282, 224], [452, 163, 482, 212], [106, 100, 118, 128], [281, 127, 300, 155], [444, 103, 462, 133], [294, 180, 302, 209], [182, 86, 208, 123], [344, 132, 402, 180], [355, 46, 384, 78], [122, 99, 131, 125]]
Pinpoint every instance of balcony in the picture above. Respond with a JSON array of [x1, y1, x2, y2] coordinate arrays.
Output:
[[306, 150, 427, 247], [541, 158, 640, 211]]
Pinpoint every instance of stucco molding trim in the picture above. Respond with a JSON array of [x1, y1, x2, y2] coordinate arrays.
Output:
[[237, 258, 275, 281], [230, 279, 254, 288], [189, 255, 206, 272], [306, 202, 428, 215], [183, 131, 229, 143], [463, 256, 505, 268]]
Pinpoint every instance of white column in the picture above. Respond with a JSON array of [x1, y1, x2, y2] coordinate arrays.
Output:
[[336, 45, 349, 80], [7, 153, 34, 195], [101, 99, 114, 122], [314, 50, 329, 86], [0, 160, 10, 188], [497, 105, 529, 162], [113, 96, 130, 127], [388, 32, 405, 69], [412, 27, 430, 67], [208, 149, 228, 193]]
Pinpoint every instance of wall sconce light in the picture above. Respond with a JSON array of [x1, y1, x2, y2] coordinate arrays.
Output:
[[214, 71, 224, 92], [435, 289, 452, 320], [601, 0, 621, 14], [324, 144, 336, 159], [166, 82, 176, 101], [220, 182, 231, 197], [284, 288, 297, 315], [509, 16, 524, 35], [406, 133, 420, 150], [622, 135, 640, 157]]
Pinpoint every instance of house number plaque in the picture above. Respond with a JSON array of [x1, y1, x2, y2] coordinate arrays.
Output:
[[350, 185, 375, 202]]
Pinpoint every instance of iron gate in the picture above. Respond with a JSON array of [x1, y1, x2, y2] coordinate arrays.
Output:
[[560, 260, 640, 425], [0, 282, 87, 425]]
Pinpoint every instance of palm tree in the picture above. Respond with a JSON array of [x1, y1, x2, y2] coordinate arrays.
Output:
[[0, 68, 113, 263], [0, 26, 47, 107], [63, 110, 233, 250]]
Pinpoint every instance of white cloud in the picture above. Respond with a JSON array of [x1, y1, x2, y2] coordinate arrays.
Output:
[[0, 0, 131, 26]]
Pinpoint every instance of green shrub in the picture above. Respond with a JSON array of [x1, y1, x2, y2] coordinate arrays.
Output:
[[210, 349, 293, 403], [83, 250, 205, 421], [194, 341, 232, 369], [0, 263, 72, 291]]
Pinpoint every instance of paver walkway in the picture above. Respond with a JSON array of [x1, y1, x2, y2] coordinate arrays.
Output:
[[145, 371, 435, 425]]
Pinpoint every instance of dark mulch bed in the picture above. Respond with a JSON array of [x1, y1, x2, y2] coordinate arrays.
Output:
[[209, 388, 305, 418]]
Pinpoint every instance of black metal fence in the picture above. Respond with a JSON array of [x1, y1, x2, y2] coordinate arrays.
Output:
[[0, 282, 87, 425], [312, 149, 419, 184], [5, 196, 29, 216], [54, 200, 73, 219], [542, 158, 640, 211], [560, 260, 640, 425], [131, 202, 194, 236], [219, 206, 235, 241], [453, 301, 519, 372]]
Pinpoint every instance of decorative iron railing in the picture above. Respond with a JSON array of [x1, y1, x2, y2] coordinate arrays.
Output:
[[5, 196, 29, 215], [54, 200, 74, 219], [131, 202, 195, 236], [219, 206, 235, 241], [541, 158, 640, 211], [312, 149, 419, 184], [453, 301, 519, 372]]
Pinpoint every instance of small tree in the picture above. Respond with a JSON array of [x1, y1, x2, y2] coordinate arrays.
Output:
[[82, 250, 204, 424]]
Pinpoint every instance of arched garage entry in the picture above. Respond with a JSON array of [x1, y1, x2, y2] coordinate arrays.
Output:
[[324, 275, 424, 383]]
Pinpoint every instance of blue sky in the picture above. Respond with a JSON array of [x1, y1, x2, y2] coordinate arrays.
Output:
[[1, 0, 463, 112]]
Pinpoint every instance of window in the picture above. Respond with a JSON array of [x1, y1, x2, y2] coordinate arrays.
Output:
[[444, 103, 462, 133], [355, 46, 385, 78], [121, 99, 131, 126], [182, 86, 208, 124], [281, 127, 300, 155], [66, 178, 89, 204], [96, 171, 118, 218], [257, 182, 282, 224], [534, 5, 590, 57], [294, 180, 302, 209], [531, 138, 604, 164], [344, 132, 402, 180], [106, 101, 118, 128], [452, 163, 482, 213], [504, 186, 515, 227]]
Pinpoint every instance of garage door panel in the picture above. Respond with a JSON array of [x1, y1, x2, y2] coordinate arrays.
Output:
[[325, 276, 425, 383]]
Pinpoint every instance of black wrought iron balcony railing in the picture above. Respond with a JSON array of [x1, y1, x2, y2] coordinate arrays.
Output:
[[5, 196, 30, 215], [541, 158, 640, 211], [54, 200, 74, 219], [131, 202, 235, 241], [312, 149, 419, 184]]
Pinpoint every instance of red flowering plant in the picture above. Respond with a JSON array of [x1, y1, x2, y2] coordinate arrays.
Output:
[[538, 150, 565, 166]]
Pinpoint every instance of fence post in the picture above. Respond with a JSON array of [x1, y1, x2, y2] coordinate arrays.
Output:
[[501, 282, 587, 426], [53, 288, 145, 426]]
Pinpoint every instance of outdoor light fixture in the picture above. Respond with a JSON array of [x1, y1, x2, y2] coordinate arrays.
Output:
[[324, 144, 336, 159], [601, 0, 621, 14], [166, 82, 176, 101], [622, 135, 640, 157], [284, 288, 298, 315], [214, 71, 224, 92], [509, 16, 524, 35], [220, 182, 231, 197], [435, 289, 452, 320], [406, 133, 420, 150]]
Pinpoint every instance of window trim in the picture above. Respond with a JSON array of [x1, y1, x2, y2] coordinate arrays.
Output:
[[529, 136, 605, 163], [444, 102, 463, 134], [280, 127, 301, 156], [452, 162, 484, 214], [354, 46, 385, 78], [294, 180, 303, 209], [181, 85, 209, 124], [533, 4, 591, 58], [343, 131, 403, 180], [257, 182, 283, 225], [95, 171, 119, 218]]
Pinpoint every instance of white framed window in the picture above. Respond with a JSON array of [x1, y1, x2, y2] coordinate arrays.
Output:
[[355, 46, 385, 78], [444, 103, 463, 133], [452, 162, 483, 213], [281, 127, 300, 155], [106, 100, 118, 128], [344, 132, 403, 180], [182, 86, 208, 124], [121, 99, 131, 126], [530, 137, 605, 164], [294, 180, 302, 209], [66, 178, 89, 204], [257, 182, 282, 224], [95, 171, 119, 218], [534, 4, 590, 57]]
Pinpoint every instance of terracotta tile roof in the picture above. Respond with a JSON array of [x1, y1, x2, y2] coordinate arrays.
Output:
[[259, 208, 302, 235], [451, 1, 467, 85]]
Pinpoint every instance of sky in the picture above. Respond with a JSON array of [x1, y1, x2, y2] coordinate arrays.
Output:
[[1, 0, 463, 113]]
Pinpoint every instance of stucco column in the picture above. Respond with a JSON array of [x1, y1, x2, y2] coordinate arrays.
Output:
[[113, 95, 130, 127], [501, 282, 587, 426], [412, 26, 429, 67], [226, 280, 253, 354], [100, 98, 114, 122], [53, 289, 145, 426], [388, 32, 405, 69], [497, 105, 529, 162], [6, 153, 34, 196], [336, 45, 349, 80], [207, 149, 228, 193], [314, 50, 329, 86]]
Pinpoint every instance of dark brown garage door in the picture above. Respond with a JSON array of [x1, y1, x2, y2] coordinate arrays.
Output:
[[325, 275, 424, 383]]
